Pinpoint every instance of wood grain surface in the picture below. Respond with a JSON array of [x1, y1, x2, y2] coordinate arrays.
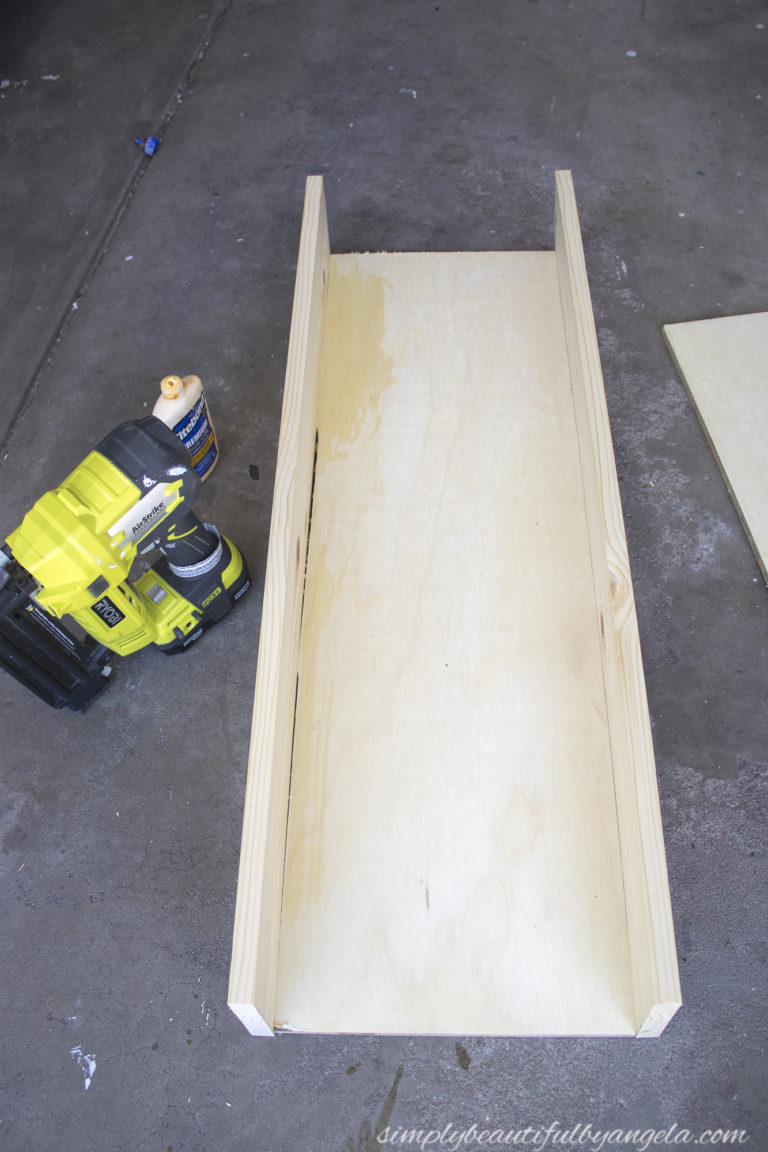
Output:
[[228, 177, 329, 1035], [276, 249, 635, 1034]]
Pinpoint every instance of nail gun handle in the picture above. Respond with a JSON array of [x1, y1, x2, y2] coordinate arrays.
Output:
[[159, 511, 220, 569]]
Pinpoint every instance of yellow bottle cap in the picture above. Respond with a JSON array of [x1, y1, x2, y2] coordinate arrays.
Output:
[[160, 375, 183, 398]]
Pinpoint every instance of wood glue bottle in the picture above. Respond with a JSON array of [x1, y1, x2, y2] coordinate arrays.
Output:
[[152, 374, 219, 481]]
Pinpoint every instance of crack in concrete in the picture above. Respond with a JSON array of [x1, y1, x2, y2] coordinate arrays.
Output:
[[0, 0, 235, 466]]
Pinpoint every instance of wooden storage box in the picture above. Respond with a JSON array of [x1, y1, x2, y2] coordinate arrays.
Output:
[[229, 173, 681, 1037]]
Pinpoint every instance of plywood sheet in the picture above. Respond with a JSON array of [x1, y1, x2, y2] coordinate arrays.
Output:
[[275, 251, 634, 1034], [664, 312, 768, 579]]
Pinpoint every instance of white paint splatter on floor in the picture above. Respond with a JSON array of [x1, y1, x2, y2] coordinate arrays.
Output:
[[70, 1046, 96, 1091]]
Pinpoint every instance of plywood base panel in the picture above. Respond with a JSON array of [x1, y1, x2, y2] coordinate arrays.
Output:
[[277, 251, 633, 1035]]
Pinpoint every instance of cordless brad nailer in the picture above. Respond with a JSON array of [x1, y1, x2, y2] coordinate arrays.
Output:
[[0, 414, 250, 711]]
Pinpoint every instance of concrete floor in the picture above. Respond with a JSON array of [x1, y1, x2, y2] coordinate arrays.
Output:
[[1, 1, 766, 1148]]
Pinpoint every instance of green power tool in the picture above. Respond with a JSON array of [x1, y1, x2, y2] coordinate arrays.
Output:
[[0, 415, 250, 711]]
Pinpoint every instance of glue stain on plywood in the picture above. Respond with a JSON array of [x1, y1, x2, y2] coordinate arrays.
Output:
[[281, 256, 395, 925], [316, 257, 395, 460]]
